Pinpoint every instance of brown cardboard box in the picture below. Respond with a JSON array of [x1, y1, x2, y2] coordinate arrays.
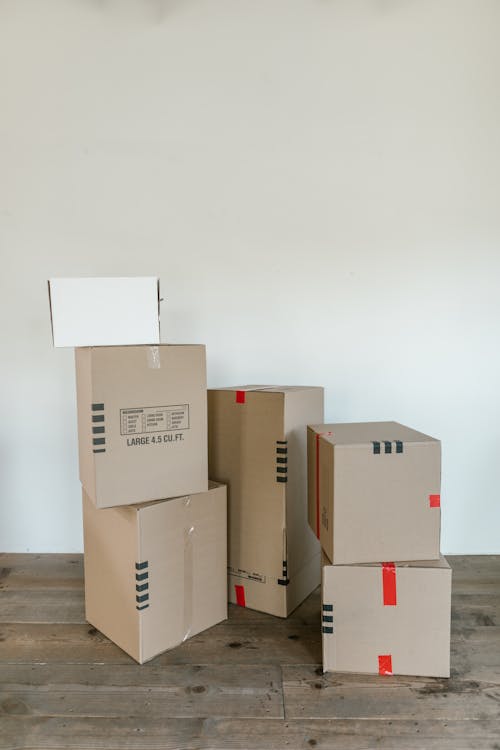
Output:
[[321, 553, 451, 677], [208, 386, 324, 617], [309, 422, 441, 564], [76, 345, 208, 508], [83, 482, 227, 664]]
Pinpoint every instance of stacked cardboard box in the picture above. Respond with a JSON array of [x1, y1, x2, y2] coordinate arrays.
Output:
[[208, 386, 324, 617], [49, 278, 227, 663], [308, 421, 451, 677]]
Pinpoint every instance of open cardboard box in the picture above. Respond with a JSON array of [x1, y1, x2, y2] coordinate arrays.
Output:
[[208, 385, 324, 618]]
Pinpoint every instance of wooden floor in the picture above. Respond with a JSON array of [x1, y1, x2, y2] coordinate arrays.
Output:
[[0, 555, 499, 749]]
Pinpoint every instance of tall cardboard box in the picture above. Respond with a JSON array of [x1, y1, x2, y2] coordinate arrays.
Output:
[[322, 554, 452, 677], [208, 385, 324, 618], [83, 482, 227, 664], [309, 422, 441, 564], [76, 345, 208, 508]]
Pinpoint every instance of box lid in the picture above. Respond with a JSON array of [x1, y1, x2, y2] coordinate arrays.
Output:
[[48, 276, 160, 347], [212, 385, 322, 394], [315, 421, 439, 446]]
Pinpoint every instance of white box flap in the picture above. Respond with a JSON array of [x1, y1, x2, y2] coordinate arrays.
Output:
[[48, 277, 160, 347]]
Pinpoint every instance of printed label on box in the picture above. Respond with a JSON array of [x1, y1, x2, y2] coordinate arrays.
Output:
[[120, 405, 190, 436], [228, 566, 266, 584]]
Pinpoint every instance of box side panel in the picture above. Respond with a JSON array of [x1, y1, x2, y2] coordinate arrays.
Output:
[[139, 484, 228, 662], [208, 389, 287, 617], [318, 440, 334, 562], [323, 563, 451, 677], [82, 490, 139, 661], [307, 427, 317, 533], [321, 565, 336, 672], [333, 441, 441, 564], [392, 566, 451, 677], [92, 345, 207, 507], [75, 348, 96, 502], [283, 388, 323, 611]]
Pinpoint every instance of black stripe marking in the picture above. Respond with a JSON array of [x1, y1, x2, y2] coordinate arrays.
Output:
[[136, 561, 149, 570], [277, 578, 290, 586], [322, 615, 333, 623], [93, 449, 105, 454], [323, 604, 333, 612], [136, 571, 148, 582], [276, 476, 288, 483], [92, 403, 105, 411], [93, 438, 105, 446], [92, 415, 105, 423], [276, 448, 288, 455], [136, 583, 149, 592], [276, 440, 287, 444], [136, 593, 149, 604], [92, 426, 105, 434], [276, 466, 287, 474], [322, 626, 334, 634], [276, 457, 288, 464], [136, 604, 149, 611]]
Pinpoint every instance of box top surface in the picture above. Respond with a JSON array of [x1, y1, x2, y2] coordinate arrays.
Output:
[[210, 385, 323, 394], [324, 556, 450, 571], [130, 481, 223, 512], [48, 276, 160, 348], [311, 421, 438, 445]]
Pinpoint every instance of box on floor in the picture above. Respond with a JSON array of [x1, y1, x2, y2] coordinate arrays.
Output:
[[83, 482, 227, 664], [321, 552, 451, 678], [208, 385, 324, 618], [308, 421, 441, 564], [76, 344, 208, 508]]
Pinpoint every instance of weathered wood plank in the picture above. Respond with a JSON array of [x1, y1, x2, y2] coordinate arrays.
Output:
[[0, 620, 322, 666], [0, 663, 283, 719], [0, 554, 83, 591], [0, 590, 86, 624], [2, 716, 500, 750], [282, 665, 500, 720]]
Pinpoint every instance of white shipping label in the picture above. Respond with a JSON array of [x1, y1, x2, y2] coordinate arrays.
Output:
[[120, 405, 189, 435]]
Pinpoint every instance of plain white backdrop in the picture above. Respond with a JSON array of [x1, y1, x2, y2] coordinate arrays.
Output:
[[1, 0, 499, 552]]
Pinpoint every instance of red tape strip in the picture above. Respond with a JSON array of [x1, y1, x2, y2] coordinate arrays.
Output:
[[429, 494, 441, 508], [378, 654, 393, 675], [235, 390, 246, 404], [315, 431, 332, 539], [382, 562, 397, 606], [235, 584, 246, 607]]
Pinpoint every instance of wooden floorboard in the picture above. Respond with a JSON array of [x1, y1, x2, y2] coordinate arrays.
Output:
[[0, 554, 500, 749]]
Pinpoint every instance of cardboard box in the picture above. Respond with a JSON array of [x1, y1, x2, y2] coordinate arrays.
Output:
[[322, 554, 451, 677], [208, 386, 324, 618], [83, 482, 227, 664], [48, 276, 160, 347], [76, 345, 207, 508], [308, 422, 441, 564]]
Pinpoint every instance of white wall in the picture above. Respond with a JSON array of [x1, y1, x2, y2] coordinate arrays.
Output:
[[1, 0, 499, 553]]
